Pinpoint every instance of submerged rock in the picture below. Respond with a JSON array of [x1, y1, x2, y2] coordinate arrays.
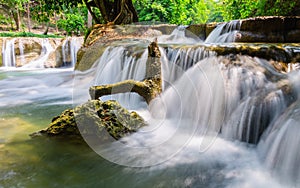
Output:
[[31, 100, 146, 140]]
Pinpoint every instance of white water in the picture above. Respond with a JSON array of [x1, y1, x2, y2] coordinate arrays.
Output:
[[22, 39, 54, 68], [69, 38, 81, 67], [62, 37, 81, 67], [18, 39, 26, 66], [2, 38, 16, 67], [158, 25, 201, 44], [205, 20, 241, 43], [160, 46, 216, 87]]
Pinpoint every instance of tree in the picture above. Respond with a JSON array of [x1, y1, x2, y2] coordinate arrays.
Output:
[[87, 0, 138, 24], [0, 0, 29, 31]]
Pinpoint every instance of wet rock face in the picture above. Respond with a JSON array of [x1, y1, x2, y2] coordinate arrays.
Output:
[[31, 100, 147, 140], [237, 16, 300, 43]]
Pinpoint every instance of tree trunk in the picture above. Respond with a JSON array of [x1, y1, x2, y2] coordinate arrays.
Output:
[[54, 12, 58, 33], [87, 10, 93, 28], [84, 0, 102, 23], [12, 9, 21, 31], [112, 0, 138, 24], [43, 22, 49, 35], [27, 3, 31, 32], [86, 0, 138, 24]]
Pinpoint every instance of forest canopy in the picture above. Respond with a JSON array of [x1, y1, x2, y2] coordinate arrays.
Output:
[[0, 0, 299, 35]]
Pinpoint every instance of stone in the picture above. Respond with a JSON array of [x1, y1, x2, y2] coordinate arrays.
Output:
[[30, 100, 147, 140], [205, 23, 218, 38], [238, 16, 300, 43], [186, 24, 206, 40]]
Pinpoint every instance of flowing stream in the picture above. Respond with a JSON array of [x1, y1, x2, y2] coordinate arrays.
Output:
[[1, 24, 300, 187]]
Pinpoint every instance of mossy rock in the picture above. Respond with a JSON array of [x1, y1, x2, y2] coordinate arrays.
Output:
[[31, 100, 147, 140]]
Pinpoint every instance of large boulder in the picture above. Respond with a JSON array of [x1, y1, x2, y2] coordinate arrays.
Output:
[[31, 100, 147, 141]]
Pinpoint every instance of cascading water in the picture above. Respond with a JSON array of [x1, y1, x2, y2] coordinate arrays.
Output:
[[22, 39, 54, 68], [205, 20, 241, 43], [158, 25, 201, 44], [69, 38, 81, 67], [62, 38, 69, 66], [2, 38, 16, 67], [160, 46, 216, 87], [257, 71, 300, 186], [18, 39, 26, 66], [1, 37, 83, 69], [61, 37, 84, 67], [93, 47, 148, 109]]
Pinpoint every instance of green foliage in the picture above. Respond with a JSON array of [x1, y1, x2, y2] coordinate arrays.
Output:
[[220, 0, 258, 21], [57, 4, 87, 36], [133, 0, 221, 24], [0, 32, 62, 38], [133, 0, 170, 23], [58, 13, 85, 36], [0, 14, 12, 25], [256, 0, 297, 16], [134, 0, 299, 24], [220, 0, 299, 21]]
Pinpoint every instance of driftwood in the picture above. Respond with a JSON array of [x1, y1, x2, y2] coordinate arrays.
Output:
[[89, 39, 162, 104]]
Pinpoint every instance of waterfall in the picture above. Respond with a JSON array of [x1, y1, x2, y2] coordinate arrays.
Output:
[[62, 38, 69, 66], [1, 37, 83, 69], [89, 46, 148, 109], [60, 37, 82, 67], [18, 39, 26, 66], [158, 25, 201, 44], [161, 46, 216, 88], [2, 38, 16, 67], [88, 54, 293, 169], [22, 39, 54, 68], [257, 101, 300, 186], [152, 55, 291, 144], [257, 72, 300, 186], [205, 20, 241, 43], [70, 38, 81, 67]]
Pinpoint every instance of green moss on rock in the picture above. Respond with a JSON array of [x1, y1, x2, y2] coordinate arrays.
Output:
[[31, 100, 147, 140]]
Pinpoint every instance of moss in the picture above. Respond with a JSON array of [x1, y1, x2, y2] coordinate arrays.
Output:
[[31, 100, 147, 141]]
